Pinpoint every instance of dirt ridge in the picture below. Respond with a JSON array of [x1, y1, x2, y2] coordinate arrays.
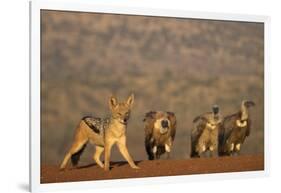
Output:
[[41, 155, 264, 183]]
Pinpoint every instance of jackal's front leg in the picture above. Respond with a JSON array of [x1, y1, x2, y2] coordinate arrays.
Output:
[[93, 146, 104, 168], [117, 136, 139, 169], [104, 140, 115, 171]]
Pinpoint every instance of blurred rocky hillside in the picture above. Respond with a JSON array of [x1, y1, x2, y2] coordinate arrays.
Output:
[[41, 10, 264, 164]]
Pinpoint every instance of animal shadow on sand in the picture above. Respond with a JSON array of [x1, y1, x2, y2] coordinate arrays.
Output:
[[73, 161, 142, 170]]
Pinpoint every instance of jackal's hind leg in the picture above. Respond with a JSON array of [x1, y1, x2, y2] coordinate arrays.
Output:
[[60, 139, 88, 170], [60, 152, 72, 170]]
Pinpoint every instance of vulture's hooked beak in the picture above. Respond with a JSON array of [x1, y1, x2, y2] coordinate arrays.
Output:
[[244, 100, 255, 108]]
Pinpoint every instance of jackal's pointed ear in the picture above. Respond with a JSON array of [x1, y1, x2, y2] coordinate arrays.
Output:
[[109, 95, 118, 110], [126, 93, 134, 107]]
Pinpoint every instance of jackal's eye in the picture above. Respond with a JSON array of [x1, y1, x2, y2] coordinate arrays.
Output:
[[117, 113, 122, 116]]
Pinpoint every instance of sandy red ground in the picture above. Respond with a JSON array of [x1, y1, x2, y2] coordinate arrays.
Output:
[[41, 155, 264, 183]]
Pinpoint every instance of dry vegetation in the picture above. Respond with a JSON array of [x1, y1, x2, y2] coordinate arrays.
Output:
[[41, 10, 264, 165]]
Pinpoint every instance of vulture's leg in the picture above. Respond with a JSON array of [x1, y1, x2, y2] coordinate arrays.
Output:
[[235, 143, 241, 153], [156, 152, 161, 159], [233, 150, 241, 156], [165, 143, 171, 159], [197, 138, 206, 158], [166, 152, 170, 159], [153, 146, 158, 160], [200, 148, 208, 158], [209, 142, 218, 157], [209, 146, 215, 157]]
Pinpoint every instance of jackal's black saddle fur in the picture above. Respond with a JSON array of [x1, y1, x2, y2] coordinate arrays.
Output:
[[82, 116, 110, 134]]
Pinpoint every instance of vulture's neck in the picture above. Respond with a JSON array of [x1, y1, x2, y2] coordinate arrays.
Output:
[[240, 104, 249, 121]]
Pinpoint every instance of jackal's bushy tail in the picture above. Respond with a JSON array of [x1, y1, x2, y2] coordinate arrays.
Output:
[[71, 143, 87, 166]]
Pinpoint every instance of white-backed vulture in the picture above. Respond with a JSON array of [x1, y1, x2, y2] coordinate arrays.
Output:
[[143, 111, 177, 160], [191, 105, 222, 158], [218, 100, 255, 156]]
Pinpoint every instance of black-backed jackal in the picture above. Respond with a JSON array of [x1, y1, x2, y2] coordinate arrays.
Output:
[[59, 94, 139, 171]]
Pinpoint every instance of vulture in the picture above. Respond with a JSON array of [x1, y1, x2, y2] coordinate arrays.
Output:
[[191, 105, 222, 158], [218, 100, 255, 156], [143, 111, 177, 160]]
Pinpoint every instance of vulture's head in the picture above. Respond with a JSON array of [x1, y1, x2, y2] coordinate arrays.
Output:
[[212, 104, 220, 115], [207, 105, 222, 129], [240, 100, 255, 121], [242, 100, 255, 108], [144, 111, 176, 134], [193, 105, 222, 130]]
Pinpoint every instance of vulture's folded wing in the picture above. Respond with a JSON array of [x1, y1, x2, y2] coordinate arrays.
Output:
[[246, 118, 252, 137], [167, 112, 177, 141], [143, 111, 157, 139], [220, 113, 240, 144], [191, 119, 207, 145]]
